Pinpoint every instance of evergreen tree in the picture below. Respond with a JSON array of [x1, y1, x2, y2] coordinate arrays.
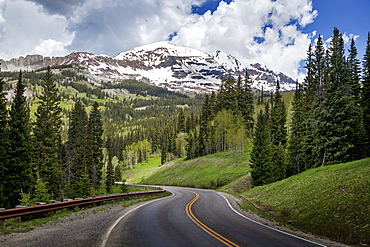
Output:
[[217, 77, 237, 111], [6, 71, 34, 208], [287, 82, 305, 176], [177, 108, 185, 133], [301, 36, 328, 169], [320, 28, 366, 165], [197, 94, 210, 156], [106, 155, 114, 194], [270, 80, 288, 181], [161, 129, 168, 164], [270, 80, 287, 147], [33, 67, 62, 199], [114, 165, 122, 182], [32, 176, 51, 203], [89, 102, 103, 190], [66, 100, 90, 196], [198, 93, 216, 156], [362, 32, 370, 155], [250, 104, 273, 186], [347, 38, 362, 103], [186, 128, 198, 160], [0, 72, 9, 207], [239, 72, 255, 136]]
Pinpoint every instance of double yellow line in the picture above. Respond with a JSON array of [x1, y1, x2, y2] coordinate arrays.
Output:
[[184, 190, 240, 247]]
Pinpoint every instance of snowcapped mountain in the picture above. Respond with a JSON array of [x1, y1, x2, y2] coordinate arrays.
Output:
[[0, 42, 297, 93]]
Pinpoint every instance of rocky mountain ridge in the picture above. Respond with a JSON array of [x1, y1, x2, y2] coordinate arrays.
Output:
[[0, 42, 296, 93]]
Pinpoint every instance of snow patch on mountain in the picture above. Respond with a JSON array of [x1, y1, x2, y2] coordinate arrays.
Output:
[[0, 41, 298, 93]]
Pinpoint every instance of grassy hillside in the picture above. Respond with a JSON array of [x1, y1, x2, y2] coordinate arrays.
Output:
[[242, 158, 370, 245], [122, 157, 163, 184], [140, 147, 251, 190]]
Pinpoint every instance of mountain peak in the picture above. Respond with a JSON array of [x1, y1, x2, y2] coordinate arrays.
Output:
[[114, 41, 210, 61], [212, 50, 241, 71], [1, 42, 297, 93]]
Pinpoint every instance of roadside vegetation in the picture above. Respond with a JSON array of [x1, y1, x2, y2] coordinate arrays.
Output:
[[243, 158, 370, 245], [140, 147, 251, 189]]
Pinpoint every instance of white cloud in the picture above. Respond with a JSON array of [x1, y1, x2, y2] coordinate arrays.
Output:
[[0, 0, 73, 60], [31, 39, 69, 57], [172, 0, 318, 81]]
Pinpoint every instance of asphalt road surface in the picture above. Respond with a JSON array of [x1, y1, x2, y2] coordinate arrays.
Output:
[[103, 186, 325, 247]]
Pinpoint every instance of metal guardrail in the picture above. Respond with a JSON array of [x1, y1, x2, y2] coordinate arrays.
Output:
[[0, 190, 166, 225]]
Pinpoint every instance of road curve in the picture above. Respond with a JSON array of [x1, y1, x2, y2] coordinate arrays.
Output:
[[103, 187, 325, 247]]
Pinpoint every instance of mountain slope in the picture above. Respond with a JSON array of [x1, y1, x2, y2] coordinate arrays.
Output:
[[0, 42, 297, 93]]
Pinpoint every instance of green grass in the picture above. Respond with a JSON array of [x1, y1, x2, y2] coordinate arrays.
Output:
[[140, 147, 251, 190], [242, 158, 370, 245], [121, 157, 163, 184]]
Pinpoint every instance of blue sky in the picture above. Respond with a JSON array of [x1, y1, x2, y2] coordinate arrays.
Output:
[[193, 0, 369, 57], [305, 0, 369, 56], [0, 0, 368, 81]]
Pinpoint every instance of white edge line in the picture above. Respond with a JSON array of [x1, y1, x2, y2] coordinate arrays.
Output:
[[217, 193, 327, 247], [101, 192, 174, 247]]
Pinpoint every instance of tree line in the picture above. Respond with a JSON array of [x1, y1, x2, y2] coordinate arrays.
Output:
[[250, 28, 370, 186], [0, 67, 104, 208]]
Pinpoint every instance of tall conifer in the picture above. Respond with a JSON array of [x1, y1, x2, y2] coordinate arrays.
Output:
[[67, 100, 90, 196], [347, 38, 361, 103], [239, 72, 255, 136], [287, 82, 305, 176], [0, 72, 8, 207], [33, 67, 62, 199], [270, 80, 287, 147], [320, 28, 366, 165], [362, 32, 370, 155], [250, 104, 273, 186], [7, 71, 33, 208], [89, 102, 103, 190]]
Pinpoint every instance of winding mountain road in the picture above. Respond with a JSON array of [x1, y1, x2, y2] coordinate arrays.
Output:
[[103, 187, 325, 247]]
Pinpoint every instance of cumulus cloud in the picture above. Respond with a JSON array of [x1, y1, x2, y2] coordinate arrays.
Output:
[[31, 39, 69, 57], [172, 0, 318, 80], [63, 0, 200, 56], [0, 0, 73, 59]]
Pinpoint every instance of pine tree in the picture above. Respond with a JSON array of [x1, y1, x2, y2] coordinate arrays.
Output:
[[198, 94, 210, 156], [106, 155, 114, 194], [238, 72, 255, 136], [33, 176, 51, 203], [66, 100, 91, 196], [300, 36, 328, 169], [0, 72, 9, 207], [6, 71, 34, 208], [270, 80, 287, 147], [347, 38, 362, 103], [250, 104, 273, 186], [320, 28, 366, 165], [177, 108, 185, 133], [33, 67, 62, 199], [287, 82, 305, 176], [362, 32, 370, 156], [89, 102, 103, 190], [217, 77, 237, 111]]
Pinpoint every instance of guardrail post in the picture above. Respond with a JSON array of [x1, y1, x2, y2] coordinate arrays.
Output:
[[15, 205, 26, 222], [0, 208, 5, 228]]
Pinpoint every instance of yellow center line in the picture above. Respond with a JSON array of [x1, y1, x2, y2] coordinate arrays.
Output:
[[184, 189, 240, 247]]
